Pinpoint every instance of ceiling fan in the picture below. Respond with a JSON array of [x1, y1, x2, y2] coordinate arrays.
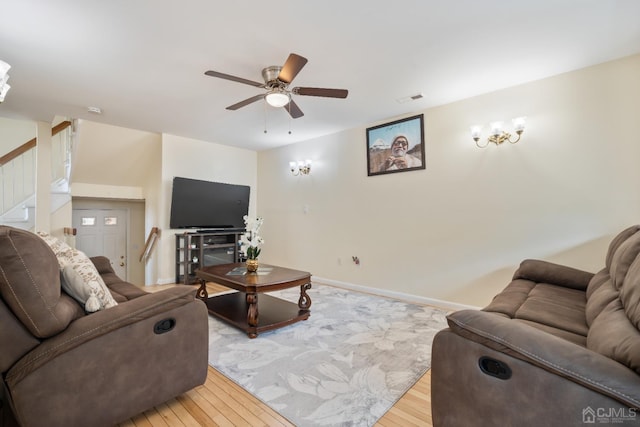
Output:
[[204, 53, 348, 119]]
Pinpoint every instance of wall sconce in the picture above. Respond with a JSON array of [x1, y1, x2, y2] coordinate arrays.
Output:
[[471, 117, 526, 148], [0, 60, 11, 103], [289, 160, 311, 176]]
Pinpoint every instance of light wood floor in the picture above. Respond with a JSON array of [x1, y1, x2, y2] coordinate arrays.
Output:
[[119, 283, 434, 427]]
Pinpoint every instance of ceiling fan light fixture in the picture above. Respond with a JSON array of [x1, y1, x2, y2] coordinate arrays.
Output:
[[265, 90, 290, 108]]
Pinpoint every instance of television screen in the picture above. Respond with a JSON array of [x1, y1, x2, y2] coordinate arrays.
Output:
[[169, 177, 250, 230]]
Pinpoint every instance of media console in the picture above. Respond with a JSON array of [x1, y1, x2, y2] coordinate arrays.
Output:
[[175, 229, 244, 285]]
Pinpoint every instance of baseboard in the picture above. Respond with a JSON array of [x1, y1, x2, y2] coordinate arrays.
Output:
[[311, 276, 481, 311], [156, 273, 480, 311]]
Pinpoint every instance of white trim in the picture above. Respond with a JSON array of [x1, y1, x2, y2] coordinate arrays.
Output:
[[159, 272, 481, 311], [311, 276, 481, 311]]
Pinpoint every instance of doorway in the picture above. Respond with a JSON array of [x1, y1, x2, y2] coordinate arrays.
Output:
[[73, 208, 128, 278], [72, 198, 145, 285]]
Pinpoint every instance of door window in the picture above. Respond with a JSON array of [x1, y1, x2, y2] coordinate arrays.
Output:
[[81, 217, 96, 226]]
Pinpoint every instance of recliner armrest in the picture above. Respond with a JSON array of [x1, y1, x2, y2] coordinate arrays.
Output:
[[513, 259, 594, 290], [5, 285, 208, 427], [7, 285, 200, 387], [90, 255, 115, 275], [447, 309, 640, 408]]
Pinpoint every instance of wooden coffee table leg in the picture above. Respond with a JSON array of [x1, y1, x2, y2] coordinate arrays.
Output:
[[298, 283, 312, 309], [196, 279, 208, 300], [247, 292, 259, 338]]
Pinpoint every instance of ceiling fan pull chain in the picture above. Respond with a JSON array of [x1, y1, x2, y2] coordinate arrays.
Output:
[[288, 101, 292, 135], [263, 99, 268, 134]]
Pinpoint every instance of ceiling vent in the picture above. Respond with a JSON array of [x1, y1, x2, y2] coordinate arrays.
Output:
[[396, 93, 424, 104]]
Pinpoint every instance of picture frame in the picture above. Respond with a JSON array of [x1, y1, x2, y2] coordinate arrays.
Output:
[[366, 114, 425, 176]]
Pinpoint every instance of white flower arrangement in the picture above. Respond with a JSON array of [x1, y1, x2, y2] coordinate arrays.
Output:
[[240, 215, 264, 260]]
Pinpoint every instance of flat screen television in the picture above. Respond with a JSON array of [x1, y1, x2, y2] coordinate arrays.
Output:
[[169, 177, 250, 230]]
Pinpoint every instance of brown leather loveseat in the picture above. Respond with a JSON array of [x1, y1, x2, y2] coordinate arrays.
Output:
[[0, 226, 209, 427], [431, 225, 640, 426]]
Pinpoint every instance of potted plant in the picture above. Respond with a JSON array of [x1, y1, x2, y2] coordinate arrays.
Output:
[[240, 216, 264, 272]]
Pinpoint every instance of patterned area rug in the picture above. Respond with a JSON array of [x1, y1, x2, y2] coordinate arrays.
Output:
[[207, 284, 449, 427]]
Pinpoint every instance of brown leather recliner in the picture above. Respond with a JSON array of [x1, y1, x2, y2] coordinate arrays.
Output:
[[431, 225, 640, 426], [0, 226, 209, 427]]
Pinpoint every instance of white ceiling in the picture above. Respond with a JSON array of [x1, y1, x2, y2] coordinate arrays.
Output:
[[1, 1, 639, 151]]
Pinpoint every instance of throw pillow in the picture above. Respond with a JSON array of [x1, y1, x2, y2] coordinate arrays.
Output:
[[37, 232, 118, 310], [65, 251, 118, 309], [60, 265, 103, 313], [37, 231, 75, 265]]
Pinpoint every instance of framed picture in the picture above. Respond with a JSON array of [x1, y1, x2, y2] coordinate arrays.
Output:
[[366, 114, 425, 176]]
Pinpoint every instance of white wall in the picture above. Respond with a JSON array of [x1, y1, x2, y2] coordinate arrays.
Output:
[[257, 54, 640, 307], [50, 201, 72, 239], [72, 120, 161, 187], [155, 134, 258, 284], [0, 117, 35, 154], [142, 137, 163, 285]]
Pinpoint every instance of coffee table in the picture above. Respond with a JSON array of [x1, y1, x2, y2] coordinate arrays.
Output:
[[195, 263, 312, 338]]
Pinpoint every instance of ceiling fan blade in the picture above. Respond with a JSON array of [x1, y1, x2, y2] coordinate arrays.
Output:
[[284, 99, 304, 119], [294, 87, 348, 98], [226, 94, 265, 110], [277, 53, 308, 84], [205, 70, 264, 88]]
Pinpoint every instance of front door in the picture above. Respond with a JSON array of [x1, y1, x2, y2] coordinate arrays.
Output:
[[72, 208, 128, 279]]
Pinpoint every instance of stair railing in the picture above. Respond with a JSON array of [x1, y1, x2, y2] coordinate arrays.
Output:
[[0, 138, 37, 217], [140, 227, 160, 262], [0, 120, 72, 217], [0, 138, 37, 166]]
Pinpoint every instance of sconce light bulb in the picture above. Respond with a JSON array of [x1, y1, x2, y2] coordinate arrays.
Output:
[[489, 121, 503, 136], [512, 117, 526, 132], [470, 125, 482, 140]]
